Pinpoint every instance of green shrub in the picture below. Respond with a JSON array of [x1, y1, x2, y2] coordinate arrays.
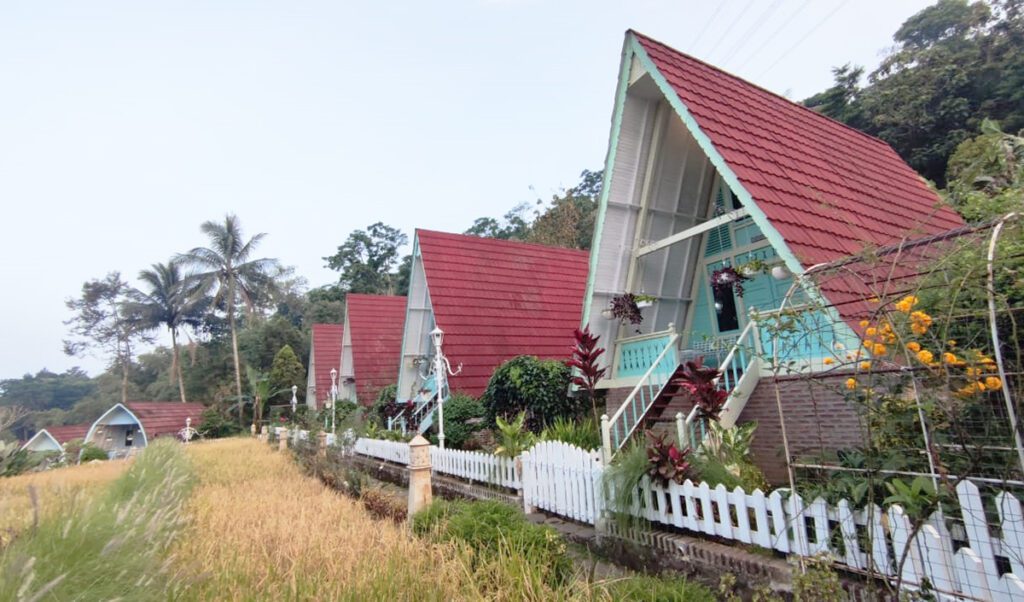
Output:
[[199, 406, 243, 439], [541, 416, 601, 451], [483, 355, 579, 430], [412, 499, 571, 586], [79, 443, 109, 463], [438, 394, 486, 449], [601, 440, 652, 530]]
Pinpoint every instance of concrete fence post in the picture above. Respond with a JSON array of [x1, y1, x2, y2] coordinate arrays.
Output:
[[278, 428, 289, 452], [317, 431, 328, 458], [260, 425, 268, 443], [250, 424, 257, 438], [407, 435, 432, 518], [675, 412, 686, 447]]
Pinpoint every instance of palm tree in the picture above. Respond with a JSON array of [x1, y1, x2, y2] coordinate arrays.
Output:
[[179, 215, 280, 424], [127, 261, 208, 403]]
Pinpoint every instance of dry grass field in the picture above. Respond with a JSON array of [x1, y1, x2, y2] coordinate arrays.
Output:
[[0, 458, 127, 543]]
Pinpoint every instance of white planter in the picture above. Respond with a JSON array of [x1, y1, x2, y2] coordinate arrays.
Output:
[[636, 300, 653, 309], [601, 308, 615, 320], [771, 265, 790, 280]]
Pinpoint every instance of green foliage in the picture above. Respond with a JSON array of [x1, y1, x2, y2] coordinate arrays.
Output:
[[602, 574, 715, 602], [792, 555, 845, 602], [268, 344, 305, 405], [494, 412, 536, 458], [691, 422, 769, 492], [412, 499, 571, 587], [438, 393, 486, 449], [199, 406, 244, 439], [0, 440, 195, 601], [465, 169, 603, 250], [239, 315, 308, 374], [601, 440, 651, 530], [323, 222, 408, 295], [79, 443, 109, 463], [0, 368, 96, 414], [483, 355, 577, 429], [540, 416, 601, 451], [805, 0, 1024, 186]]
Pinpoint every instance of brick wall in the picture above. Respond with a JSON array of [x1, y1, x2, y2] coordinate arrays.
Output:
[[739, 372, 866, 486]]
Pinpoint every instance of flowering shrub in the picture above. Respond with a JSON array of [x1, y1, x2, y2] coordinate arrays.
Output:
[[710, 266, 751, 297], [645, 430, 693, 487], [608, 293, 644, 326]]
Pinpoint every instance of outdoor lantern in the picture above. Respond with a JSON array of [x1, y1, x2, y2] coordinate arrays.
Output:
[[771, 265, 790, 280], [430, 326, 444, 348]]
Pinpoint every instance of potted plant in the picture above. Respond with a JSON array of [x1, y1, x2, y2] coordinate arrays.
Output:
[[736, 257, 769, 276], [710, 266, 751, 298], [605, 293, 656, 326]]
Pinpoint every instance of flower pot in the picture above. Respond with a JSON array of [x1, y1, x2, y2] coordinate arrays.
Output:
[[635, 300, 653, 309], [601, 308, 615, 320], [771, 265, 790, 280]]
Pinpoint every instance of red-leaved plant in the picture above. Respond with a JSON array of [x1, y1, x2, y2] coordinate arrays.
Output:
[[676, 357, 729, 422], [567, 325, 607, 423], [645, 430, 693, 486]]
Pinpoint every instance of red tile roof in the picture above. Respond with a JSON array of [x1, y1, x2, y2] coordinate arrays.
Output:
[[124, 402, 206, 439], [346, 294, 406, 405], [310, 323, 344, 409], [631, 31, 964, 273], [46, 423, 90, 444], [416, 230, 590, 397]]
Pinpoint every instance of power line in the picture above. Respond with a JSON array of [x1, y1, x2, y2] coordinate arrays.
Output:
[[718, 0, 784, 67], [755, 0, 851, 79], [703, 0, 755, 60], [732, 0, 813, 72], [688, 1, 730, 56]]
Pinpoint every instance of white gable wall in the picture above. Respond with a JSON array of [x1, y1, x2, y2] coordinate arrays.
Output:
[[396, 242, 435, 402]]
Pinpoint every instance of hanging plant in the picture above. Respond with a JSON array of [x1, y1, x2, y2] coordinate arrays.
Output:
[[606, 293, 656, 326], [710, 266, 751, 297], [736, 257, 770, 276]]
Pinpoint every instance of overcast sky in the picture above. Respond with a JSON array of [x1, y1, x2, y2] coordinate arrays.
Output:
[[0, 0, 934, 378]]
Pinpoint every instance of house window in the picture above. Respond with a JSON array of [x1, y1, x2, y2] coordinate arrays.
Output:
[[713, 285, 740, 332], [125, 429, 134, 447]]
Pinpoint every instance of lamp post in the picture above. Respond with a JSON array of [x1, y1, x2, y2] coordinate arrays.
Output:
[[329, 367, 339, 434], [290, 385, 298, 416], [431, 327, 446, 449]]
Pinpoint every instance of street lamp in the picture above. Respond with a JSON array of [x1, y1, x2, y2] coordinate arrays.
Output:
[[290, 385, 298, 415], [430, 327, 447, 449], [329, 367, 339, 434]]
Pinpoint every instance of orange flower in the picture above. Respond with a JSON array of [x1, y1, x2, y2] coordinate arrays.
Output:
[[845, 378, 857, 390], [872, 343, 888, 356], [860, 361, 871, 371], [865, 327, 878, 337], [895, 295, 919, 313], [906, 342, 921, 352], [985, 376, 1002, 391], [823, 357, 834, 365], [917, 349, 934, 364], [859, 319, 870, 329]]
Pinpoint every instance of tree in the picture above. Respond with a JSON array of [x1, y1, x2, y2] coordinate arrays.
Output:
[[464, 204, 531, 240], [63, 272, 152, 404], [804, 0, 1024, 185], [527, 170, 602, 250], [945, 118, 1024, 220], [126, 261, 208, 403], [268, 344, 305, 406], [0, 368, 95, 413], [179, 214, 281, 424], [324, 222, 408, 295]]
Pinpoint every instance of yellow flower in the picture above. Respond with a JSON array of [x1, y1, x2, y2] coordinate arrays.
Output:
[[966, 367, 981, 377], [917, 349, 934, 364], [865, 327, 878, 337], [977, 380, 987, 391], [859, 320, 870, 329], [895, 295, 919, 313], [946, 340, 957, 348], [957, 383, 980, 397], [872, 343, 888, 356], [943, 352, 958, 364], [906, 342, 921, 352], [985, 376, 1002, 391], [860, 361, 871, 371], [823, 357, 834, 365], [845, 378, 857, 390]]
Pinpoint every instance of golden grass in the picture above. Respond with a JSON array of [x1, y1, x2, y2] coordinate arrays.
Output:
[[0, 458, 128, 541], [174, 438, 474, 600]]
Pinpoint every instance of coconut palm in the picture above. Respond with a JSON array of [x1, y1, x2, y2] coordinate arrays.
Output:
[[127, 260, 208, 403], [179, 215, 280, 424]]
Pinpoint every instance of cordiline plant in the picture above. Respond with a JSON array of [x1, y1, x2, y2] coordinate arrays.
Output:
[[567, 324, 607, 423], [676, 357, 728, 422]]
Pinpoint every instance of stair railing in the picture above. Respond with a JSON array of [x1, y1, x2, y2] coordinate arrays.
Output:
[[601, 330, 680, 462], [388, 375, 437, 433], [679, 310, 763, 448]]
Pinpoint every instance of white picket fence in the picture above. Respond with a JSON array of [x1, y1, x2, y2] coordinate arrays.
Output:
[[352, 438, 409, 465], [431, 447, 521, 489], [348, 436, 1024, 600], [521, 440, 603, 525]]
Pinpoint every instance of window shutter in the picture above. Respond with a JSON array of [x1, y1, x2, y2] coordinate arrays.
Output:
[[704, 188, 733, 257]]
